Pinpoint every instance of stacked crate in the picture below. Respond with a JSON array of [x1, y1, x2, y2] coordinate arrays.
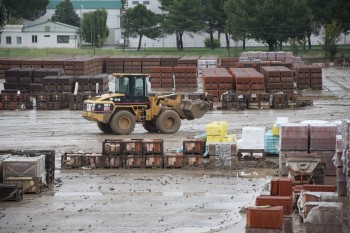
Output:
[[174, 66, 197, 89], [123, 139, 144, 168], [221, 92, 247, 110], [43, 57, 72, 69], [149, 66, 173, 88], [163, 150, 183, 168], [31, 68, 65, 95], [102, 139, 123, 168], [0, 93, 32, 110], [75, 74, 109, 94], [295, 64, 311, 90], [41, 76, 74, 93], [36, 92, 69, 110], [68, 93, 93, 110], [261, 66, 294, 93], [309, 65, 322, 90], [202, 68, 233, 101], [105, 56, 125, 73], [3, 68, 36, 93], [124, 56, 143, 73], [143, 139, 164, 168], [183, 139, 205, 167], [229, 68, 265, 94], [142, 56, 161, 74]]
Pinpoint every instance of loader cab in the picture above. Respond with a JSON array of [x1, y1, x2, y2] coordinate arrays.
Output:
[[114, 74, 149, 103]]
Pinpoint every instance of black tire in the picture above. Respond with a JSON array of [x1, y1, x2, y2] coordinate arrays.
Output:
[[110, 110, 136, 135], [97, 122, 113, 133], [142, 121, 159, 133], [156, 110, 181, 134]]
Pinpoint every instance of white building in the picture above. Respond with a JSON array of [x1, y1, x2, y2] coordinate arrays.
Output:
[[24, 0, 122, 45], [0, 20, 80, 48]]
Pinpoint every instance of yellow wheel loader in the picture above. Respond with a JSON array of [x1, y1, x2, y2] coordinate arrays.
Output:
[[82, 73, 211, 135]]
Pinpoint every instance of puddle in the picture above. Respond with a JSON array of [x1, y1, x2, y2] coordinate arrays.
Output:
[[54, 191, 103, 197]]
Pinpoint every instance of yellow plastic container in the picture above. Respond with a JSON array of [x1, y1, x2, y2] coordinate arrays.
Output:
[[222, 134, 236, 143], [272, 122, 279, 136]]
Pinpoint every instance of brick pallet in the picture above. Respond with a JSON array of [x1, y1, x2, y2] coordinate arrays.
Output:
[[150, 66, 173, 88], [124, 56, 143, 73], [0, 93, 32, 110], [261, 66, 294, 94], [142, 56, 161, 74], [221, 92, 247, 110], [294, 64, 323, 90], [183, 139, 205, 167], [178, 56, 199, 67], [105, 56, 125, 74], [229, 68, 265, 94], [203, 68, 233, 100], [219, 57, 239, 68], [174, 66, 197, 89]]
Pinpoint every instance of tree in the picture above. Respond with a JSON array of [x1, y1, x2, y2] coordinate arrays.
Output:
[[4, 0, 48, 21], [81, 9, 109, 47], [202, 0, 226, 50], [51, 0, 80, 27], [163, 0, 204, 51], [0, 0, 6, 35], [320, 20, 342, 62], [225, 0, 313, 51], [123, 4, 161, 51]]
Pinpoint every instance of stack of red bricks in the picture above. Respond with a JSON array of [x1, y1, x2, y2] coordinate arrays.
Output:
[[182, 139, 206, 167], [160, 56, 181, 67], [149, 66, 173, 88], [123, 56, 143, 73], [105, 56, 125, 73], [246, 178, 293, 233], [0, 58, 22, 78], [295, 64, 323, 90], [202, 68, 233, 101], [0, 93, 32, 110], [261, 66, 294, 93], [229, 68, 265, 94], [178, 56, 200, 67], [219, 57, 239, 68], [142, 56, 161, 74], [174, 66, 197, 89]]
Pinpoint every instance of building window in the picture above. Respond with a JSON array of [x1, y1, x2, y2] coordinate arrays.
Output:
[[6, 36, 11, 44], [143, 1, 150, 4], [32, 35, 38, 43], [132, 1, 139, 5], [45, 26, 50, 32], [16, 37, 22, 44], [44, 35, 50, 37], [57, 35, 69, 43]]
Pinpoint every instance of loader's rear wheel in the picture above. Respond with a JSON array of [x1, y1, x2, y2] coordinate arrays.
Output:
[[156, 110, 181, 134], [110, 110, 135, 135], [97, 122, 113, 133], [142, 121, 159, 133]]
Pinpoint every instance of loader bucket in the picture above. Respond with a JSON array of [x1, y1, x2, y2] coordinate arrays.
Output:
[[181, 99, 211, 119]]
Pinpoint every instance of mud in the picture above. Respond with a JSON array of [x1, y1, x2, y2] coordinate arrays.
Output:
[[0, 67, 349, 233]]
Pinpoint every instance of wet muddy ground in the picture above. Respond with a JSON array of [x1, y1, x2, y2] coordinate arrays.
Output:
[[0, 67, 350, 232]]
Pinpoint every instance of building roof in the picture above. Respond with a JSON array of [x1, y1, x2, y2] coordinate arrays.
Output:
[[47, 0, 122, 10], [23, 20, 79, 31]]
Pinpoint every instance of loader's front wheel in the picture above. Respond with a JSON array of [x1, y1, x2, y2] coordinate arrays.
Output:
[[142, 121, 159, 133], [110, 110, 135, 135], [156, 110, 181, 134], [97, 122, 113, 134]]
